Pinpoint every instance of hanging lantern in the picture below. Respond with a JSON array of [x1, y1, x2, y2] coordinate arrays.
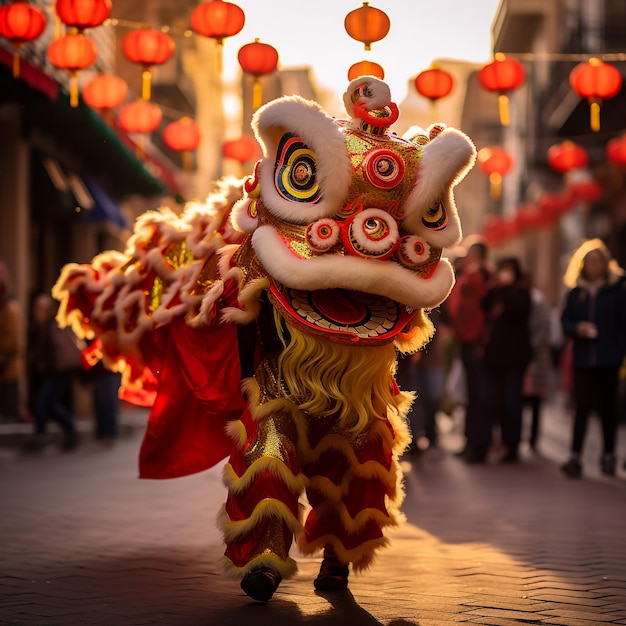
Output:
[[191, 0, 245, 73], [47, 33, 97, 107], [344, 2, 390, 51], [547, 141, 588, 175], [414, 65, 454, 102], [348, 60, 384, 81], [537, 192, 573, 219], [83, 73, 127, 109], [570, 58, 622, 132], [482, 214, 518, 246], [0, 2, 47, 78], [123, 28, 175, 101], [237, 38, 279, 111], [568, 178, 603, 203], [222, 135, 259, 163], [55, 0, 111, 33], [118, 99, 162, 134], [164, 117, 201, 171], [477, 146, 513, 199], [606, 135, 626, 166], [477, 53, 525, 126]]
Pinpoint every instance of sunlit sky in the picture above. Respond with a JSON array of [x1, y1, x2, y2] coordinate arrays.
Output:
[[220, 0, 502, 105]]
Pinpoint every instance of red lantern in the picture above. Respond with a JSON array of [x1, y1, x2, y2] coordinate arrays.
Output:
[[414, 66, 454, 102], [538, 192, 573, 218], [515, 206, 547, 231], [118, 99, 162, 134], [547, 141, 588, 175], [0, 2, 46, 78], [222, 135, 259, 164], [606, 135, 626, 166], [47, 33, 97, 107], [344, 2, 390, 51], [568, 179, 603, 203], [123, 29, 175, 100], [570, 58, 622, 132], [55, 0, 111, 32], [237, 39, 279, 111], [191, 0, 244, 72], [482, 214, 518, 246], [164, 117, 201, 171], [83, 73, 128, 110], [478, 146, 514, 199], [348, 60, 384, 81], [477, 53, 525, 126]]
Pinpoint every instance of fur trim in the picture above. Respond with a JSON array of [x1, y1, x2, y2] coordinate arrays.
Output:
[[252, 96, 352, 225], [220, 277, 269, 325], [216, 500, 303, 544], [224, 419, 247, 450], [297, 534, 389, 572], [221, 553, 298, 581], [222, 457, 309, 495], [230, 197, 258, 234], [252, 225, 455, 310], [403, 127, 476, 248]]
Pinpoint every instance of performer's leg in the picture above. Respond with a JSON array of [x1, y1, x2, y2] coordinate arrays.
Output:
[[219, 410, 306, 601]]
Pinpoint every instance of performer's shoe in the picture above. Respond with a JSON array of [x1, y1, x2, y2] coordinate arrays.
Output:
[[240, 566, 282, 602], [314, 553, 349, 591]]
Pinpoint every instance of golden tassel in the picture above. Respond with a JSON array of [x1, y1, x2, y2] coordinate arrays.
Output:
[[252, 77, 262, 111], [142, 69, 151, 101], [590, 99, 601, 132], [489, 172, 502, 199], [12, 50, 20, 78], [216, 40, 223, 74], [69, 71, 79, 108], [498, 93, 510, 126]]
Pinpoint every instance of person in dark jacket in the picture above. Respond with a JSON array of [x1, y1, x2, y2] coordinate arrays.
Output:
[[479, 257, 533, 463], [560, 239, 626, 478]]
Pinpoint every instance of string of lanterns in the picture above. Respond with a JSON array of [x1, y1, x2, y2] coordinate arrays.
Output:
[[2, 0, 624, 186]]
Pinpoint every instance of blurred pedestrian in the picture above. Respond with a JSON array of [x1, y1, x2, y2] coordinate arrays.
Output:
[[480, 257, 533, 462], [523, 284, 554, 452], [560, 239, 626, 478], [87, 349, 121, 445], [25, 293, 81, 451], [446, 238, 492, 462], [396, 308, 449, 453], [0, 261, 24, 423]]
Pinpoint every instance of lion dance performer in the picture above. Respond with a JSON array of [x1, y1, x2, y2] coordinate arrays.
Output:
[[53, 77, 476, 602]]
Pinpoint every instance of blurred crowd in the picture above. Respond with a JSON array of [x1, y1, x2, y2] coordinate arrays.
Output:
[[396, 236, 626, 479], [0, 261, 121, 452], [2, 236, 626, 477]]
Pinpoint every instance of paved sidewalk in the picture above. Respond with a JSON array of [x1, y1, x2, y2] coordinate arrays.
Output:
[[1, 402, 625, 625]]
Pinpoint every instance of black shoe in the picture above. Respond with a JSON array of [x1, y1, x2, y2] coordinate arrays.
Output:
[[561, 458, 582, 479], [499, 451, 519, 463], [601, 454, 616, 476], [314, 555, 349, 591], [463, 450, 487, 464], [61, 430, 80, 451], [240, 566, 282, 602]]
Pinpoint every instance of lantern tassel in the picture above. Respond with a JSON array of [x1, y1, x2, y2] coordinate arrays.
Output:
[[12, 51, 20, 78], [489, 172, 502, 199], [498, 93, 510, 126], [142, 69, 152, 101], [182, 151, 193, 172], [252, 77, 262, 111], [589, 99, 601, 132], [216, 40, 223, 74], [69, 72, 79, 108]]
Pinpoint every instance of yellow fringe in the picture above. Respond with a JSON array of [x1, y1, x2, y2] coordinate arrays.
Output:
[[297, 534, 390, 572], [222, 457, 309, 495], [216, 499, 303, 544], [274, 317, 399, 436], [224, 419, 247, 450], [308, 500, 404, 535], [221, 553, 299, 581], [393, 308, 435, 355]]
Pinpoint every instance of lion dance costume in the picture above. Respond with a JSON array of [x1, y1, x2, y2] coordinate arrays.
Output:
[[53, 77, 475, 602]]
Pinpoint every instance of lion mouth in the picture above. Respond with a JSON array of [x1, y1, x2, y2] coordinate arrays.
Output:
[[268, 283, 417, 344]]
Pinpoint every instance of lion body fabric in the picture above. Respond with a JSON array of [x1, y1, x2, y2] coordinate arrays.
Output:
[[53, 77, 476, 582]]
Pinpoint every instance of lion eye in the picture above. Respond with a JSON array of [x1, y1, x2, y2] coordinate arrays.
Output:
[[422, 200, 448, 230], [274, 133, 320, 203]]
